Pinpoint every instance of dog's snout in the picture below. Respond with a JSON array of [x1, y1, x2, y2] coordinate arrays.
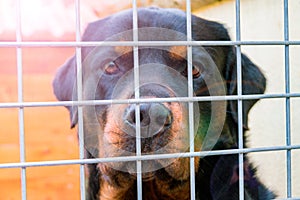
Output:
[[126, 104, 151, 126], [124, 103, 172, 137]]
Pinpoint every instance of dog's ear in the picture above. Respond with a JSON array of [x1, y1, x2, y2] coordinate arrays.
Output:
[[52, 18, 110, 129], [53, 56, 78, 128], [226, 50, 266, 130]]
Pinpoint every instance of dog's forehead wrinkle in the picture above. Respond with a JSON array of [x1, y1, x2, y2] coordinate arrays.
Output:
[[138, 49, 165, 65], [136, 49, 186, 75]]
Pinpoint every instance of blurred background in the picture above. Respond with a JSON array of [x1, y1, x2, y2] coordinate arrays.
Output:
[[0, 0, 299, 199]]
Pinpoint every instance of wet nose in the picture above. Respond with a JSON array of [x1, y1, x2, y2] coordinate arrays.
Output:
[[124, 103, 172, 137]]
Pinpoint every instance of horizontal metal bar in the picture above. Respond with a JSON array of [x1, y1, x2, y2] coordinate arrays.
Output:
[[274, 198, 300, 200], [0, 93, 299, 109], [0, 40, 300, 48], [1, 144, 299, 169]]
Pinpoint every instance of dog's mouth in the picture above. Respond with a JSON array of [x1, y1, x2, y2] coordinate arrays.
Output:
[[128, 129, 172, 153], [99, 97, 196, 180], [131, 171, 156, 182]]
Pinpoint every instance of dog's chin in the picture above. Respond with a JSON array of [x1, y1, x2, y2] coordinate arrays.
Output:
[[158, 157, 195, 181], [131, 171, 156, 182], [99, 156, 194, 184]]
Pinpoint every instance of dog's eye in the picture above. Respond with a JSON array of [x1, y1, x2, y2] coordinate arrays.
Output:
[[192, 65, 201, 78], [182, 66, 202, 78], [104, 61, 120, 75]]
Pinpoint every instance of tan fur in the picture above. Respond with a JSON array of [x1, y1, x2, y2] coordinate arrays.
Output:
[[99, 175, 134, 200], [169, 46, 187, 60], [114, 42, 133, 56]]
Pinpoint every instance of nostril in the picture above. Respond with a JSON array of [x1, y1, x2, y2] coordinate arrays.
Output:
[[125, 104, 151, 126], [151, 104, 172, 128], [125, 105, 136, 125], [140, 104, 151, 126], [129, 109, 136, 124], [164, 113, 172, 127]]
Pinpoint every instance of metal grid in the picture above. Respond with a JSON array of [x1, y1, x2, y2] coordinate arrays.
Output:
[[0, 0, 300, 200]]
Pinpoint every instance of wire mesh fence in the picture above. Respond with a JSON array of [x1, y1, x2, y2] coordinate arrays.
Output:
[[0, 0, 299, 200]]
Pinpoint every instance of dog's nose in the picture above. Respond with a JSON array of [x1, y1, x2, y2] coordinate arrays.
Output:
[[124, 103, 172, 137]]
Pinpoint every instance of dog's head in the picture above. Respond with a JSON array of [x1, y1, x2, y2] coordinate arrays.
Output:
[[53, 7, 265, 185]]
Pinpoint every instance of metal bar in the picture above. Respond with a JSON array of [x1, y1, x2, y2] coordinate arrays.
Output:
[[132, 1, 142, 199], [284, 0, 292, 198], [186, 0, 196, 199], [1, 93, 300, 109], [1, 144, 300, 169], [1, 40, 300, 48], [16, 0, 27, 199], [74, 0, 86, 199], [235, 0, 245, 199], [275, 198, 300, 200]]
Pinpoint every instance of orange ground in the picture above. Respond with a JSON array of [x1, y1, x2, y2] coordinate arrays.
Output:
[[0, 37, 82, 199]]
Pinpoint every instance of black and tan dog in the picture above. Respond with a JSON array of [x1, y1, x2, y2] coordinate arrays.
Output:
[[53, 7, 275, 200]]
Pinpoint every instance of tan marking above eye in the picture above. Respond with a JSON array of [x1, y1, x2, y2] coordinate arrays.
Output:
[[114, 41, 133, 56], [169, 45, 187, 59]]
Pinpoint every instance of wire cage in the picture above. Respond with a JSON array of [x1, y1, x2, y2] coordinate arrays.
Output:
[[0, 0, 299, 199]]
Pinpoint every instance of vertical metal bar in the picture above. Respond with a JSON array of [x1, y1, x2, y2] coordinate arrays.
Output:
[[235, 0, 244, 200], [186, 0, 195, 199], [75, 0, 86, 199], [132, 1, 142, 199], [284, 0, 292, 198], [16, 0, 27, 199]]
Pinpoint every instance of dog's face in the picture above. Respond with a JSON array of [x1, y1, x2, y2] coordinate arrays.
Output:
[[53, 8, 266, 199]]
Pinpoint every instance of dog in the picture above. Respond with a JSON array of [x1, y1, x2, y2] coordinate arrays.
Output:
[[53, 7, 276, 200]]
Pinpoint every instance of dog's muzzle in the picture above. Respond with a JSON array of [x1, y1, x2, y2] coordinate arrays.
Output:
[[124, 102, 173, 138]]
